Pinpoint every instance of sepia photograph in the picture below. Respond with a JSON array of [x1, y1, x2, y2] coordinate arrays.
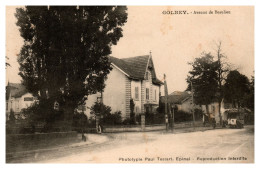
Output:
[[5, 5, 254, 164]]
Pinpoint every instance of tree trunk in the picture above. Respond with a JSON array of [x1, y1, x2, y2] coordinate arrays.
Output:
[[218, 99, 223, 127], [63, 105, 74, 131], [206, 104, 209, 115], [206, 104, 210, 123]]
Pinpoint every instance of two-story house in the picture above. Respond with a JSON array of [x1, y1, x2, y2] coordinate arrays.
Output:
[[84, 54, 163, 119]]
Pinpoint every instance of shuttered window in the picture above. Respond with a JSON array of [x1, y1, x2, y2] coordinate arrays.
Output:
[[146, 88, 149, 100], [135, 87, 139, 100]]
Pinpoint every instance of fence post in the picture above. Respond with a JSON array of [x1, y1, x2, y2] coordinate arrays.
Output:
[[141, 113, 145, 131]]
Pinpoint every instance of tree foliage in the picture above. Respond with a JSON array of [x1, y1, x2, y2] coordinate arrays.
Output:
[[242, 75, 254, 111], [72, 112, 88, 131], [224, 70, 250, 108], [90, 102, 112, 117], [90, 102, 122, 125], [15, 6, 128, 121], [21, 101, 65, 131], [187, 53, 218, 108]]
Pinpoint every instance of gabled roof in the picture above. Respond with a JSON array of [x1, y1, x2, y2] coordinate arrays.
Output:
[[6, 83, 28, 100], [109, 55, 163, 85], [161, 91, 191, 104]]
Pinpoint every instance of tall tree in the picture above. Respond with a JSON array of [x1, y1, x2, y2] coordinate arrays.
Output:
[[224, 70, 250, 108], [16, 6, 128, 125], [187, 53, 218, 115], [214, 42, 229, 126], [242, 74, 254, 111]]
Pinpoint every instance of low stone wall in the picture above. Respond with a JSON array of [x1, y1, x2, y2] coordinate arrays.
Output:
[[103, 121, 204, 133], [174, 121, 204, 128], [104, 125, 142, 133]]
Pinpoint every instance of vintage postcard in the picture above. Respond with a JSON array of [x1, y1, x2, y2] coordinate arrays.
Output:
[[5, 6, 254, 164]]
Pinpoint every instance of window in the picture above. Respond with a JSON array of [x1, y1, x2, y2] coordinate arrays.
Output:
[[24, 97, 33, 101], [6, 102, 8, 111], [54, 101, 59, 110], [135, 87, 139, 100], [154, 89, 157, 101], [146, 88, 149, 100]]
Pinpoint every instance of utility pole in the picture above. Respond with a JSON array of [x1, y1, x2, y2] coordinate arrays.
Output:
[[164, 74, 169, 131], [170, 104, 174, 132], [188, 77, 196, 130]]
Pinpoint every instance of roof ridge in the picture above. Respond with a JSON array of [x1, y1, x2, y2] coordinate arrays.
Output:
[[121, 55, 149, 60]]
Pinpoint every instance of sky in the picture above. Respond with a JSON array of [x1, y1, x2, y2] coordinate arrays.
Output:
[[6, 6, 254, 94]]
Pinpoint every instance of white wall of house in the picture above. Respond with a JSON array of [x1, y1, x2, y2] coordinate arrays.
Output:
[[102, 66, 127, 118], [20, 93, 35, 110], [180, 99, 193, 113], [180, 98, 201, 113], [131, 80, 142, 114], [84, 66, 127, 119]]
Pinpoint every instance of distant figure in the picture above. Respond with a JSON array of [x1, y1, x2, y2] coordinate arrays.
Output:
[[82, 133, 86, 142], [97, 124, 103, 134]]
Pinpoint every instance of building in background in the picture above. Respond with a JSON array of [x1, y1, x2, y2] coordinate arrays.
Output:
[[161, 91, 201, 113], [6, 82, 36, 120]]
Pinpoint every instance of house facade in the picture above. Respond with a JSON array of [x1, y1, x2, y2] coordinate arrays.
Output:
[[84, 54, 163, 119], [6, 82, 36, 120]]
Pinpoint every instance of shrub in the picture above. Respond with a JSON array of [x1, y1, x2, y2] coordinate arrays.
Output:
[[90, 102, 112, 117], [8, 109, 16, 123], [106, 111, 122, 125], [72, 112, 88, 132], [174, 110, 193, 122], [122, 117, 137, 125], [20, 100, 65, 132], [122, 118, 130, 125], [102, 111, 122, 125], [194, 108, 203, 120], [145, 112, 154, 125], [145, 112, 165, 125], [135, 114, 141, 124], [153, 112, 165, 124], [88, 116, 96, 128], [130, 99, 136, 124], [90, 102, 123, 125]]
